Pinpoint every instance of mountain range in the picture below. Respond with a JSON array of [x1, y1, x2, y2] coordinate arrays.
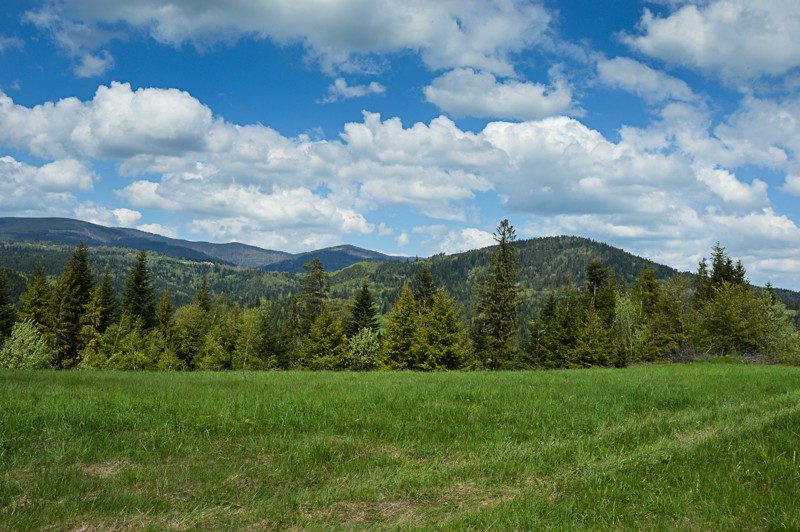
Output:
[[0, 217, 404, 272]]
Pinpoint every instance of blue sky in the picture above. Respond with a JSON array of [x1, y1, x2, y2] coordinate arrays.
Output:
[[2, 1, 800, 289]]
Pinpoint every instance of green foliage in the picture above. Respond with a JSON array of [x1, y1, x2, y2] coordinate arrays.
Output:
[[232, 305, 282, 370], [382, 283, 417, 370], [412, 263, 436, 313], [121, 251, 157, 329], [298, 258, 330, 335], [345, 280, 379, 338], [0, 319, 53, 369], [0, 269, 16, 339], [413, 289, 468, 370], [50, 241, 94, 368], [344, 327, 382, 371], [472, 220, 521, 369], [300, 305, 348, 370], [174, 302, 210, 367], [17, 264, 52, 331]]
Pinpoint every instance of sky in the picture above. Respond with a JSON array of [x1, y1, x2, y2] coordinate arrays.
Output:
[[2, 1, 800, 289]]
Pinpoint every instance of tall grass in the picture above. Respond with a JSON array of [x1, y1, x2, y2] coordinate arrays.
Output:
[[1, 363, 798, 529]]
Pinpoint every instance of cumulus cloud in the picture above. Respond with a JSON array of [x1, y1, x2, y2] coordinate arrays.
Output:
[[623, 1, 800, 80], [694, 166, 769, 209], [321, 78, 386, 103], [74, 203, 142, 227], [424, 68, 575, 120], [27, 0, 551, 75], [5, 81, 800, 286], [137, 223, 179, 239], [597, 57, 696, 104]]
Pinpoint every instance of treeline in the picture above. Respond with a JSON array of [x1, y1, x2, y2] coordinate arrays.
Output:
[[0, 221, 799, 370]]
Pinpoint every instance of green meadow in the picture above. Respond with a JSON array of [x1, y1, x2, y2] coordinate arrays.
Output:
[[1, 362, 799, 530]]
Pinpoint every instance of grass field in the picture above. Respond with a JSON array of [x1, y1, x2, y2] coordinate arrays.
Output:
[[1, 362, 799, 530]]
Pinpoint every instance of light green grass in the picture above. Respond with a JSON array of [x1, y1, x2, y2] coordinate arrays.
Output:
[[1, 363, 799, 530]]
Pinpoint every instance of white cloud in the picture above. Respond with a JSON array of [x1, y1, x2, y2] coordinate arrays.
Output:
[[6, 82, 800, 287], [424, 68, 574, 120], [321, 78, 385, 103], [623, 1, 800, 80], [0, 35, 23, 52], [74, 203, 142, 227], [73, 50, 115, 78], [694, 166, 769, 209], [23, 7, 117, 78], [137, 223, 179, 239], [597, 57, 696, 104], [781, 175, 800, 196], [0, 156, 79, 214], [29, 0, 552, 75]]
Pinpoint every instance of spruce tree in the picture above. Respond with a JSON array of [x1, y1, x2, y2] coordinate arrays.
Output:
[[413, 288, 467, 370], [412, 263, 436, 314], [297, 258, 329, 335], [18, 264, 52, 332], [346, 281, 379, 338], [121, 251, 156, 329], [472, 219, 521, 369], [98, 265, 118, 332], [193, 277, 211, 313], [50, 241, 94, 368], [156, 289, 176, 349], [382, 283, 417, 370]]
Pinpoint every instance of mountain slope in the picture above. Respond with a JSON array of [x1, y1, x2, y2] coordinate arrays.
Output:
[[0, 217, 401, 271]]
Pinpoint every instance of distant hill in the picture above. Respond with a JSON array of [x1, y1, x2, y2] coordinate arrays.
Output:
[[0, 217, 404, 271], [2, 218, 799, 321]]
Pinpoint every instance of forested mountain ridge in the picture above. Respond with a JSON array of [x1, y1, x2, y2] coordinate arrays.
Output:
[[0, 217, 404, 271], [2, 223, 799, 372], [2, 232, 800, 316]]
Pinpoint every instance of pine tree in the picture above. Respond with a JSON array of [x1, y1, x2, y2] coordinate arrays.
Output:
[[382, 283, 417, 370], [18, 264, 52, 332], [279, 298, 302, 368], [50, 241, 94, 368], [345, 281, 379, 337], [121, 251, 156, 329], [0, 269, 16, 339], [472, 219, 521, 369]]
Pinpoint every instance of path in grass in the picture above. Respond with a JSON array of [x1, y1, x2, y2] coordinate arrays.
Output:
[[1, 362, 799, 529]]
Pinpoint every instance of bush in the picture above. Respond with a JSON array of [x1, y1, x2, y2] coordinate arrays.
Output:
[[0, 320, 53, 369]]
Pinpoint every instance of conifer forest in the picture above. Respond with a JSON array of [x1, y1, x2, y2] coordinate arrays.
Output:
[[1, 220, 799, 371]]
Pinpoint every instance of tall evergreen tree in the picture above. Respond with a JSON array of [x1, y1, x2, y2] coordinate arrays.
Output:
[[193, 277, 211, 312], [472, 219, 521, 369], [297, 258, 329, 335], [156, 289, 176, 349], [121, 251, 156, 329], [382, 283, 417, 370], [18, 264, 51, 332], [97, 265, 118, 332], [413, 288, 467, 370], [50, 241, 94, 368], [412, 263, 436, 314], [0, 269, 16, 339], [345, 281, 379, 338]]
